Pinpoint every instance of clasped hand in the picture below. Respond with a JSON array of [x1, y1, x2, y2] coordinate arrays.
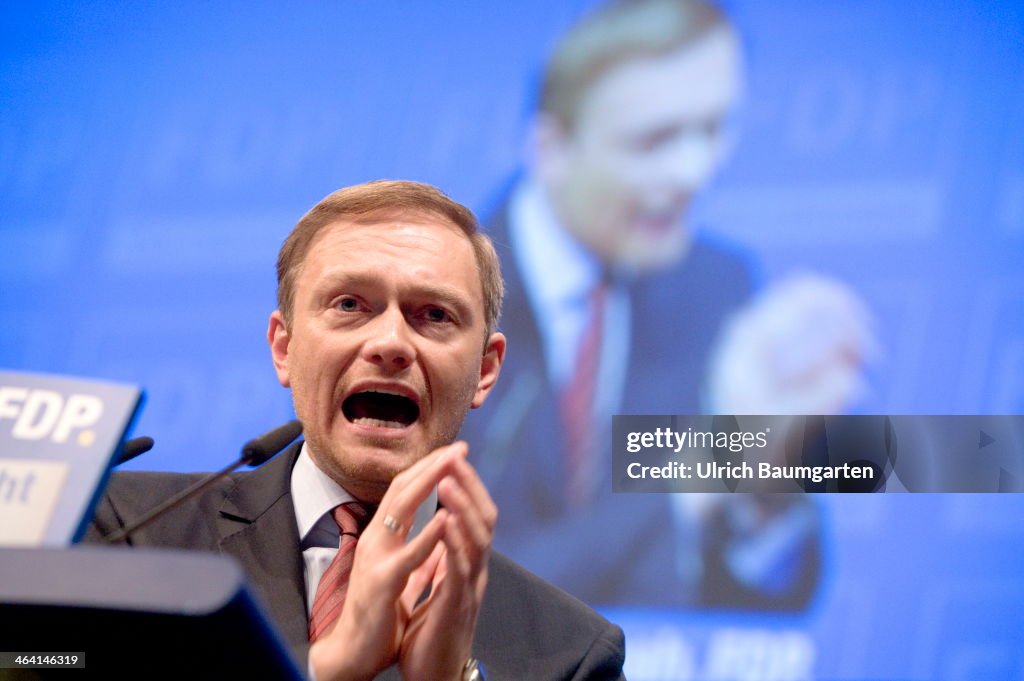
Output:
[[310, 442, 495, 681]]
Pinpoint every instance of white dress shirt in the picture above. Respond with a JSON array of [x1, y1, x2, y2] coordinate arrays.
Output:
[[290, 443, 358, 617], [507, 179, 630, 419]]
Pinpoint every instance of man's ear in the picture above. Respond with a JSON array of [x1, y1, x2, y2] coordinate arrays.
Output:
[[268, 310, 292, 388], [472, 332, 507, 409]]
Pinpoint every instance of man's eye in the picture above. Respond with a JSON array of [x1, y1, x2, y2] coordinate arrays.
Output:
[[337, 298, 360, 312], [424, 307, 450, 323]]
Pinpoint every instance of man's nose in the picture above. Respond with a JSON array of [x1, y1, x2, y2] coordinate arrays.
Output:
[[362, 307, 416, 371]]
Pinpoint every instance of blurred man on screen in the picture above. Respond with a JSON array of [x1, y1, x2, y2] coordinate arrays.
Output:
[[462, 0, 874, 608], [89, 181, 625, 680]]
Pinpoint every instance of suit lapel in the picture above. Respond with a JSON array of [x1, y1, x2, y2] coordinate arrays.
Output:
[[217, 442, 310, 666], [479, 200, 568, 507]]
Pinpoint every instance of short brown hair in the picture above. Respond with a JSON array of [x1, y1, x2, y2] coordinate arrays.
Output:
[[541, 0, 729, 130], [276, 180, 504, 336]]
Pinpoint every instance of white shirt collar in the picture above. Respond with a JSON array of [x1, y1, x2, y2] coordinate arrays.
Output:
[[510, 179, 603, 313], [510, 180, 610, 385], [290, 440, 439, 550], [290, 442, 356, 546]]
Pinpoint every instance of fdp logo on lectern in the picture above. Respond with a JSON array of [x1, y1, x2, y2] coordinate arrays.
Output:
[[0, 386, 104, 446]]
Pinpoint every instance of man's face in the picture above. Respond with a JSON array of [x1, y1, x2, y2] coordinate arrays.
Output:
[[539, 26, 742, 271], [268, 214, 505, 502]]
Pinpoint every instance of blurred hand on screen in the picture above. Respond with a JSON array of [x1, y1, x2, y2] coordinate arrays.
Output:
[[705, 274, 877, 416]]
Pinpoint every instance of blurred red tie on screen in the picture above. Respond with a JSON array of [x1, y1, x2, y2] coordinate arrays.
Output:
[[562, 283, 607, 507]]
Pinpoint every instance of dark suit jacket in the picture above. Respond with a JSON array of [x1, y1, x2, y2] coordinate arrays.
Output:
[[86, 442, 625, 681], [460, 194, 795, 607]]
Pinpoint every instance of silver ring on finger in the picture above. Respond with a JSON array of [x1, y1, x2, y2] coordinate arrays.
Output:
[[382, 514, 402, 534]]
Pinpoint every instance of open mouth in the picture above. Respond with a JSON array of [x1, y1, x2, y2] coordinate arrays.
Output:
[[634, 196, 689, 233], [634, 209, 680, 235], [342, 390, 420, 429]]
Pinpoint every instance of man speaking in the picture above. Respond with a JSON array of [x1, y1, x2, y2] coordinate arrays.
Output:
[[88, 181, 625, 680]]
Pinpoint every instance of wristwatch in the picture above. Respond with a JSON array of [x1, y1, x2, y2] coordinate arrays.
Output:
[[462, 658, 485, 681]]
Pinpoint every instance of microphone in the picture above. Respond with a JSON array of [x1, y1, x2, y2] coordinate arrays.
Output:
[[103, 420, 303, 544], [241, 419, 304, 466], [116, 436, 155, 466]]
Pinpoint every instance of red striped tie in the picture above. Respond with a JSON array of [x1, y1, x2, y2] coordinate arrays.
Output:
[[561, 283, 607, 507], [308, 502, 371, 642]]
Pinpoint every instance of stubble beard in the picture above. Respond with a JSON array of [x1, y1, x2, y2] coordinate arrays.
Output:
[[298, 388, 475, 503]]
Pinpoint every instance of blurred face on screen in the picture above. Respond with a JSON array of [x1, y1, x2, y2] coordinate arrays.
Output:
[[268, 215, 504, 501], [538, 26, 742, 272]]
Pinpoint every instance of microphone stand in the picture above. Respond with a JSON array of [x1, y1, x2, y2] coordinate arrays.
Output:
[[103, 420, 302, 544]]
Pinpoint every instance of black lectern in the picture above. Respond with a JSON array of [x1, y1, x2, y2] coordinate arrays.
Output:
[[0, 546, 305, 679]]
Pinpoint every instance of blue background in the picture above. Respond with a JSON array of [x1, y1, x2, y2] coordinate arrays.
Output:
[[2, 2, 1023, 679]]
